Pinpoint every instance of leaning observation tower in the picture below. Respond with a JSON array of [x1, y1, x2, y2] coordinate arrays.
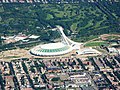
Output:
[[30, 26, 82, 56]]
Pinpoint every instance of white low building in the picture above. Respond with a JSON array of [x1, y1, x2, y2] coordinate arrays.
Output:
[[107, 47, 118, 53], [76, 48, 101, 55], [69, 73, 91, 87], [29, 35, 40, 39]]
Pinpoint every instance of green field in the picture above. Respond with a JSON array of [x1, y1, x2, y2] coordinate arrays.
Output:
[[4, 56, 20, 59], [0, 3, 119, 42], [84, 41, 107, 47]]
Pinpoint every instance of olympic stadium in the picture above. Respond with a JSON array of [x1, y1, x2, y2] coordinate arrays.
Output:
[[30, 26, 82, 56]]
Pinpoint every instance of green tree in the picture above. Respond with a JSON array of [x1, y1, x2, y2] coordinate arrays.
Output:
[[0, 36, 2, 45]]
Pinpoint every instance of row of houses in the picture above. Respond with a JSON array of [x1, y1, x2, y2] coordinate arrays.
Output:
[[0, 0, 119, 3]]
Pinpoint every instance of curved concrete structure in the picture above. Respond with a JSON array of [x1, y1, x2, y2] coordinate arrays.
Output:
[[30, 26, 82, 56]]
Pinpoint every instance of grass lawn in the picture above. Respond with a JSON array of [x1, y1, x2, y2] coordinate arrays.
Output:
[[79, 20, 93, 30], [94, 26, 109, 31], [4, 56, 20, 59], [84, 41, 107, 47], [92, 15, 106, 29], [55, 11, 64, 18], [70, 22, 78, 31], [107, 35, 120, 40], [46, 14, 54, 20]]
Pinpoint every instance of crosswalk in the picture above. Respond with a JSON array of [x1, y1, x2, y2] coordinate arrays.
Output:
[[0, 0, 119, 3]]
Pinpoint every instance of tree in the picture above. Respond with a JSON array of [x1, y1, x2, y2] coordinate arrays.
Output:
[[0, 36, 2, 45]]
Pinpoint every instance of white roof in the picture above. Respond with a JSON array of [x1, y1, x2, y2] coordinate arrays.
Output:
[[108, 48, 117, 52], [77, 48, 101, 55], [14, 36, 27, 41], [29, 35, 39, 39], [30, 42, 73, 56], [41, 42, 65, 49]]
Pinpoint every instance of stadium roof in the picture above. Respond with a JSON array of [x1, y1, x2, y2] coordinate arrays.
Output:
[[30, 26, 82, 57], [30, 42, 73, 56]]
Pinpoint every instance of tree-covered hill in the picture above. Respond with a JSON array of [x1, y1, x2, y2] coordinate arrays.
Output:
[[0, 2, 120, 42]]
